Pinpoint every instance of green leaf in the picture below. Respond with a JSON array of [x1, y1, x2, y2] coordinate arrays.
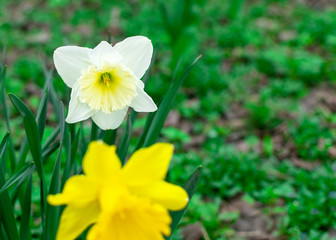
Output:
[[42, 142, 60, 161], [61, 124, 71, 188], [166, 166, 202, 239], [9, 94, 44, 176], [0, 65, 10, 131], [36, 90, 49, 139], [8, 93, 47, 228], [8, 93, 34, 118], [45, 102, 65, 240], [1, 66, 17, 172], [67, 128, 81, 178], [14, 87, 49, 171], [141, 55, 201, 148], [42, 125, 60, 151], [20, 176, 32, 240], [0, 137, 19, 240], [0, 162, 35, 195], [134, 112, 155, 150], [103, 129, 117, 145], [90, 120, 99, 141], [0, 133, 9, 165], [0, 169, 19, 240], [117, 115, 132, 164]]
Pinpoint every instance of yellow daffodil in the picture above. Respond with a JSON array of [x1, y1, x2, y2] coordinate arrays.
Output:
[[47, 141, 188, 240], [54, 36, 157, 130]]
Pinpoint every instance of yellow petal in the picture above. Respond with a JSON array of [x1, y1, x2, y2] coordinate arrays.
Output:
[[121, 143, 174, 186], [87, 196, 171, 240], [130, 180, 189, 211], [55, 202, 100, 240], [83, 141, 121, 180], [47, 175, 99, 207]]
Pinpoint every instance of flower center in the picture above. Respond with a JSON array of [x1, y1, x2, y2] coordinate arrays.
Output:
[[100, 72, 113, 87], [77, 63, 138, 114], [89, 187, 172, 239]]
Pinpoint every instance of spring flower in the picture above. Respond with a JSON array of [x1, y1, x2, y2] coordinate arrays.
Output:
[[47, 141, 189, 240], [54, 36, 157, 130]]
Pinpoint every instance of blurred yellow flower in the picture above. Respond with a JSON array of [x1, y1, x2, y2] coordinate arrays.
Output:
[[54, 36, 157, 130], [47, 141, 188, 240]]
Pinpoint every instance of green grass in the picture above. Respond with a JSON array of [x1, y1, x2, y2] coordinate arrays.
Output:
[[2, 0, 336, 239]]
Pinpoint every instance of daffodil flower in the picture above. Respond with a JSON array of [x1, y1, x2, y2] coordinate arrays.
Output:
[[47, 141, 189, 240], [54, 36, 157, 130]]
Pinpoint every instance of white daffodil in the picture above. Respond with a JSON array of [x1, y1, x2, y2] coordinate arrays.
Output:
[[54, 36, 157, 130]]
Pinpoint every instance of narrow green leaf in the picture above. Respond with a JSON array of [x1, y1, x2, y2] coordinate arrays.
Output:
[[48, 78, 61, 122], [167, 166, 202, 239], [0, 223, 8, 240], [42, 125, 60, 151], [15, 140, 29, 172], [0, 162, 34, 195], [12, 87, 49, 171], [142, 55, 202, 148], [0, 46, 6, 66], [90, 120, 99, 141], [20, 176, 32, 240], [0, 133, 9, 171], [45, 102, 65, 240], [0, 65, 10, 131], [61, 124, 71, 188], [8, 93, 47, 228], [79, 125, 88, 161], [42, 142, 60, 161], [64, 128, 80, 182], [9, 94, 44, 176], [36, 90, 49, 139], [135, 58, 180, 150], [0, 133, 9, 164], [0, 143, 19, 240], [117, 115, 132, 164], [1, 66, 17, 171], [103, 129, 117, 145], [8, 93, 34, 118], [0, 170, 19, 240], [134, 112, 155, 150]]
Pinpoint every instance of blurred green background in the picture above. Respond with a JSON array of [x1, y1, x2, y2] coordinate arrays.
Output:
[[2, 0, 336, 239]]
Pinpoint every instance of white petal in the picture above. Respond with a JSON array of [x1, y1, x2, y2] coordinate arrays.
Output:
[[130, 84, 157, 112], [91, 108, 128, 130], [89, 41, 122, 67], [54, 46, 92, 88], [66, 85, 96, 123], [113, 36, 153, 79]]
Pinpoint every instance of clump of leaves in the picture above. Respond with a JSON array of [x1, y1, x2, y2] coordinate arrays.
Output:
[[289, 116, 334, 161]]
